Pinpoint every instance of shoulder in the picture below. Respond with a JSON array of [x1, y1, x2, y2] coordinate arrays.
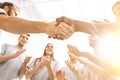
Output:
[[1, 43, 17, 51], [0, 9, 7, 15], [2, 43, 10, 48], [2, 43, 15, 47]]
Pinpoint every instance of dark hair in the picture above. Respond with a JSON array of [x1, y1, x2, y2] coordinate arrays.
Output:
[[19, 33, 30, 38], [0, 2, 14, 9], [0, 2, 20, 15]]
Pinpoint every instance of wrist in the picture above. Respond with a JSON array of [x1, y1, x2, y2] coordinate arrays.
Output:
[[44, 23, 55, 35], [71, 20, 76, 32], [84, 52, 90, 58], [73, 20, 79, 32], [46, 65, 51, 70], [12, 53, 18, 58]]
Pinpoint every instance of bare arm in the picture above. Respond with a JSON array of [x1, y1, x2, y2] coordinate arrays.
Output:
[[19, 57, 31, 80], [85, 52, 120, 76], [25, 56, 54, 79], [0, 15, 50, 34], [26, 65, 43, 79], [56, 16, 120, 37], [76, 57, 114, 80], [67, 51, 114, 80], [0, 15, 75, 40], [46, 65, 55, 80], [43, 56, 55, 80], [25, 58, 44, 79], [65, 60, 84, 80], [0, 49, 25, 63], [67, 44, 120, 76], [56, 16, 101, 35]]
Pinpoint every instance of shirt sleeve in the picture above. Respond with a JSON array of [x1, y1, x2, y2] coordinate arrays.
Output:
[[1, 43, 9, 55]]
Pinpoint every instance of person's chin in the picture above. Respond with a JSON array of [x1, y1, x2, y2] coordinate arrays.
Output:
[[89, 43, 95, 48]]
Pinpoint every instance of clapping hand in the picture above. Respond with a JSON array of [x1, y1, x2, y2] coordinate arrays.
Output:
[[67, 44, 87, 57]]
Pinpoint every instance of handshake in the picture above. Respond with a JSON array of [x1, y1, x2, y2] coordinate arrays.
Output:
[[47, 16, 76, 40]]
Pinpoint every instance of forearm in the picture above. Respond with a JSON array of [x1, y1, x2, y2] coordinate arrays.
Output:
[[86, 53, 119, 75], [26, 64, 43, 79], [19, 63, 27, 80], [47, 66, 55, 80], [73, 20, 115, 36], [0, 54, 16, 63], [0, 15, 49, 34], [76, 58, 114, 80], [73, 20, 94, 34], [72, 69, 83, 80]]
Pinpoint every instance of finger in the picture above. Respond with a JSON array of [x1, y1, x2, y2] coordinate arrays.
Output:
[[68, 45, 78, 56], [55, 17, 63, 26], [48, 35, 52, 38], [60, 35, 65, 40], [67, 45, 73, 53], [56, 34, 61, 39], [50, 34, 66, 40], [56, 34, 67, 40], [72, 46, 79, 52], [69, 45, 77, 52], [50, 34, 56, 39], [50, 22, 73, 40], [58, 22, 73, 35], [60, 22, 75, 33], [21, 49, 25, 52], [55, 21, 61, 26]]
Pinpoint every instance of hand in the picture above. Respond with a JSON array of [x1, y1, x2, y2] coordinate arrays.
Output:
[[44, 56, 51, 68], [14, 49, 26, 58], [67, 44, 87, 57], [24, 56, 31, 64], [67, 51, 77, 62], [40, 56, 51, 68], [56, 16, 74, 26], [55, 70, 65, 80], [48, 21, 75, 40], [65, 60, 83, 80], [65, 60, 77, 73]]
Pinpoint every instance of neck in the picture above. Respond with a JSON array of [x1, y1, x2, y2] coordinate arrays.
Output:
[[17, 43, 24, 49]]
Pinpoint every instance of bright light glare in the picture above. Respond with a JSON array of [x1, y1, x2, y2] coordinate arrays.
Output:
[[98, 33, 120, 68]]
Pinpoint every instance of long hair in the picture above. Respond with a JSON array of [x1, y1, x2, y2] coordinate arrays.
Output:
[[43, 43, 55, 60], [34, 43, 55, 66]]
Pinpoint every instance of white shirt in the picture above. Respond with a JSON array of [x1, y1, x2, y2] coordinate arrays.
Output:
[[0, 9, 7, 15], [0, 43, 27, 80]]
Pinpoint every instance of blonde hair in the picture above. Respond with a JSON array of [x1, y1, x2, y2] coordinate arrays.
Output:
[[112, 1, 120, 13]]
